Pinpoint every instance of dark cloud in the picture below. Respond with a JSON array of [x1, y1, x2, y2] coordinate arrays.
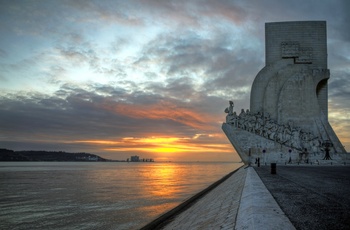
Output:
[[328, 40, 350, 71], [136, 32, 210, 75], [237, 0, 350, 46], [328, 71, 350, 108], [134, 29, 263, 116], [328, 0, 350, 41], [0, 82, 224, 148], [136, 30, 262, 94]]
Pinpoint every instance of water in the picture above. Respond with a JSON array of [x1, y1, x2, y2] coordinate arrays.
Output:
[[0, 162, 242, 230]]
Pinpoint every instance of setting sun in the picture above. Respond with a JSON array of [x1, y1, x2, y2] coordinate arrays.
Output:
[[64, 135, 234, 161]]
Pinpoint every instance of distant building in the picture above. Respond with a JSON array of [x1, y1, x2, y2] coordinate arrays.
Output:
[[130, 155, 140, 162], [87, 156, 98, 161], [128, 155, 154, 162]]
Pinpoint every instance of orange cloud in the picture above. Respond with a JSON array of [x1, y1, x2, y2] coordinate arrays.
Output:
[[68, 135, 233, 155], [99, 100, 214, 130]]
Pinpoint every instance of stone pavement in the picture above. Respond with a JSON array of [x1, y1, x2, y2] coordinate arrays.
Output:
[[162, 167, 247, 230], [153, 166, 295, 230], [235, 167, 295, 230], [143, 165, 350, 229], [255, 166, 350, 230]]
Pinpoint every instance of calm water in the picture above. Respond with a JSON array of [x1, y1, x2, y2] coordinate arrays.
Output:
[[0, 162, 242, 230]]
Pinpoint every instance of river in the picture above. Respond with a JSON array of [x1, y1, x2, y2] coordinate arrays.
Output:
[[0, 161, 242, 230]]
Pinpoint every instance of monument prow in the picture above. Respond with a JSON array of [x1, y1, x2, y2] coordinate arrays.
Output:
[[223, 21, 347, 164]]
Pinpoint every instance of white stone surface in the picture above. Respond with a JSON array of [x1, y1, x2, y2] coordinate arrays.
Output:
[[161, 166, 296, 230], [223, 21, 347, 165], [235, 167, 295, 230], [162, 167, 247, 230]]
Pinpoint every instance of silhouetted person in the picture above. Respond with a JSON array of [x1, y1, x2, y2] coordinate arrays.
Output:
[[323, 147, 332, 160], [288, 149, 292, 163]]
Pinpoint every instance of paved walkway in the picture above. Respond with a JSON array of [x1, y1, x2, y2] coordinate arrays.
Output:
[[144, 165, 350, 229], [159, 166, 294, 230], [235, 167, 295, 230], [255, 166, 350, 230], [162, 167, 247, 230]]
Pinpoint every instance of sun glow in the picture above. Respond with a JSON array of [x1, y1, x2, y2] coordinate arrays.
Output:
[[71, 140, 122, 145], [130, 137, 188, 143], [140, 164, 178, 197], [153, 147, 179, 153], [67, 135, 233, 157]]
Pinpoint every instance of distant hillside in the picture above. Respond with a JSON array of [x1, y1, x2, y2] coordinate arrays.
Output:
[[0, 149, 108, 162]]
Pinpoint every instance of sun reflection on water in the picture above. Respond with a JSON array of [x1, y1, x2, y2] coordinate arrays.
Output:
[[0, 162, 242, 230], [140, 164, 178, 198]]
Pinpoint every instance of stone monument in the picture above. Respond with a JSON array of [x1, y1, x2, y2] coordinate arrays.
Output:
[[222, 21, 347, 164]]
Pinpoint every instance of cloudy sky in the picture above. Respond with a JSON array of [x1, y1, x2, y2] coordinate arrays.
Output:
[[0, 0, 349, 161]]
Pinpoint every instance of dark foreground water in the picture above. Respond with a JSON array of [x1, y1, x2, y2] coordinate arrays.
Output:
[[0, 162, 242, 230]]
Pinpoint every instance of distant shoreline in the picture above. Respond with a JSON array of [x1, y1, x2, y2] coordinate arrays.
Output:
[[0, 148, 110, 162]]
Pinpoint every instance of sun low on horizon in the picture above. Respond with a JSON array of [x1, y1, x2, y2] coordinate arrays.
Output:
[[0, 1, 349, 162], [61, 134, 237, 161]]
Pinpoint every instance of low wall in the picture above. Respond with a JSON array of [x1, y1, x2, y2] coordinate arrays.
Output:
[[140, 166, 244, 230]]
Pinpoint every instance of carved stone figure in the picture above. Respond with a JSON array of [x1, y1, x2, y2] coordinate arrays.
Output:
[[299, 148, 309, 163], [228, 101, 234, 115], [224, 101, 234, 115], [225, 101, 236, 125]]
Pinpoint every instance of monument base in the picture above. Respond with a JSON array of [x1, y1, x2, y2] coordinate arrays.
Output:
[[222, 123, 347, 165]]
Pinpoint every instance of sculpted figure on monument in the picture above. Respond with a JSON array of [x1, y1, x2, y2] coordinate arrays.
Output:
[[248, 113, 256, 133], [311, 136, 321, 155], [232, 112, 238, 127], [263, 116, 273, 138], [226, 112, 237, 125], [228, 101, 234, 115], [224, 102, 326, 154], [299, 148, 309, 163], [276, 124, 284, 143], [300, 130, 311, 151], [225, 101, 236, 125], [269, 121, 278, 141], [239, 109, 246, 118], [282, 124, 292, 145], [238, 109, 246, 129], [224, 100, 234, 115], [305, 132, 321, 155], [265, 119, 272, 139], [255, 112, 264, 135], [291, 127, 301, 150], [244, 109, 252, 132], [224, 101, 241, 127], [224, 104, 325, 155]]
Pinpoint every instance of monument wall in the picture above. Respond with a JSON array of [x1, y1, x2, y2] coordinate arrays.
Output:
[[265, 21, 327, 68], [223, 21, 347, 164], [251, 21, 329, 123]]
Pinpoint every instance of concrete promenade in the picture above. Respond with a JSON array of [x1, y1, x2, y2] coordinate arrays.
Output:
[[142, 165, 295, 229], [142, 164, 350, 229], [162, 167, 247, 230], [255, 166, 350, 230]]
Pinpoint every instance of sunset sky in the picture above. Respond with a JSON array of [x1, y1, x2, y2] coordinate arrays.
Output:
[[0, 0, 349, 161]]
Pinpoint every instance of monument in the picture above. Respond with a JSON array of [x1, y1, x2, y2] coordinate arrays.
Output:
[[222, 21, 347, 164]]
